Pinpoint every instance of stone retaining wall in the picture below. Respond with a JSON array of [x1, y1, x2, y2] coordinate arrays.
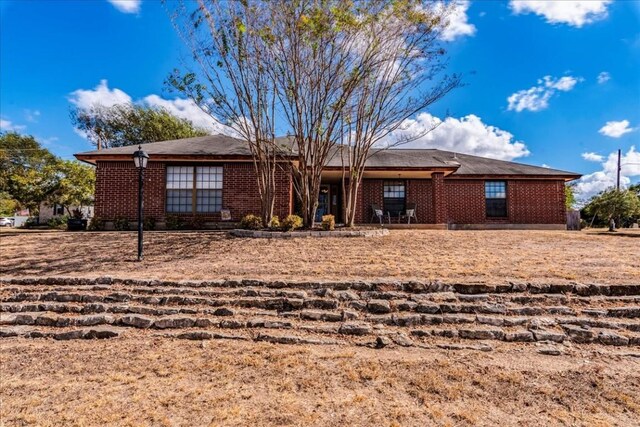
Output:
[[229, 228, 390, 238]]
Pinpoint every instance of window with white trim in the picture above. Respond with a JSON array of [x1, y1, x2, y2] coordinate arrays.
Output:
[[166, 166, 222, 213]]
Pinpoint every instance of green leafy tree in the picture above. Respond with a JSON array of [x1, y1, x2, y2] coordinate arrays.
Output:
[[49, 160, 96, 215], [0, 191, 18, 216], [583, 188, 640, 229], [70, 104, 209, 149], [0, 132, 60, 213], [565, 183, 577, 210]]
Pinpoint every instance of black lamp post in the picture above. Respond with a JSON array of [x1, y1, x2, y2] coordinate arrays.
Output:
[[132, 145, 149, 261]]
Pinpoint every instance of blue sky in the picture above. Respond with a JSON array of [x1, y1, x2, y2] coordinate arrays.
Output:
[[1, 0, 639, 200]]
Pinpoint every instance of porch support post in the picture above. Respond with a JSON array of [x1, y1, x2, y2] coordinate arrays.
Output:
[[432, 172, 446, 224]]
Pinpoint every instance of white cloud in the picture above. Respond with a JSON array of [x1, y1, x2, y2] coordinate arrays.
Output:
[[386, 112, 530, 161], [507, 75, 582, 112], [597, 71, 611, 84], [439, 1, 476, 42], [598, 120, 635, 138], [69, 80, 228, 136], [24, 109, 40, 123], [0, 118, 26, 132], [541, 164, 551, 168], [575, 146, 640, 201], [582, 152, 604, 162], [107, 0, 141, 14], [143, 95, 229, 134], [509, 1, 611, 27], [69, 79, 132, 110]]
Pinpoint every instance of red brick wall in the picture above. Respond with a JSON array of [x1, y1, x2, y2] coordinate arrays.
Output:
[[444, 179, 566, 224], [406, 179, 433, 223], [94, 161, 292, 222], [508, 180, 565, 224], [94, 161, 166, 221], [357, 179, 384, 223], [223, 163, 292, 221], [443, 179, 486, 224], [94, 161, 564, 225], [354, 177, 566, 225]]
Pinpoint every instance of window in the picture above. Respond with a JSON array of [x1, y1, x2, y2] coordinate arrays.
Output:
[[53, 204, 64, 216], [383, 180, 405, 215], [485, 181, 507, 218], [166, 166, 222, 213]]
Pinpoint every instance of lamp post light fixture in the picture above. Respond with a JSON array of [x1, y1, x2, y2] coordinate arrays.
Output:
[[132, 145, 149, 261]]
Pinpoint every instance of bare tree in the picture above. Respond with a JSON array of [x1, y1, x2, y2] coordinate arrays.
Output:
[[167, 0, 284, 224], [265, 0, 379, 226], [339, 1, 461, 226]]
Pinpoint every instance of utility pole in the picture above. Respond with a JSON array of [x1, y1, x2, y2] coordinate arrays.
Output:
[[616, 149, 621, 191]]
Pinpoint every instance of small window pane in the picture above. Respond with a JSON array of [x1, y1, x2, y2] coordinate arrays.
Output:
[[485, 181, 506, 199], [384, 181, 405, 198], [166, 189, 193, 213], [196, 189, 222, 213], [167, 166, 193, 189], [196, 166, 223, 190]]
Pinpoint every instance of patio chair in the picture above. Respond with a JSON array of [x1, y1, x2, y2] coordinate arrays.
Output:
[[370, 204, 390, 225], [399, 202, 417, 224]]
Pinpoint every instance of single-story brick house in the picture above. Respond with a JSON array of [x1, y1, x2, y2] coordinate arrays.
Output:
[[75, 134, 581, 229]]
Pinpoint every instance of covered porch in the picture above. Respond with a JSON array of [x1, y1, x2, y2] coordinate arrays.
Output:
[[317, 167, 456, 226]]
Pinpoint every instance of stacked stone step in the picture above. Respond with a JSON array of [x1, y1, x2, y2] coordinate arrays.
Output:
[[1, 277, 639, 351]]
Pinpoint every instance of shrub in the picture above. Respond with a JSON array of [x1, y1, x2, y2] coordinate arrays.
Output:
[[143, 217, 156, 231], [165, 215, 185, 230], [22, 217, 38, 228], [113, 216, 130, 231], [88, 216, 105, 231], [70, 208, 84, 219], [186, 216, 206, 230], [240, 214, 263, 230], [281, 214, 303, 231], [47, 215, 68, 230], [321, 214, 335, 231], [268, 215, 280, 230]]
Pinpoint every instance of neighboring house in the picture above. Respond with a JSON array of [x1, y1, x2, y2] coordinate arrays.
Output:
[[75, 135, 581, 229], [38, 202, 93, 223]]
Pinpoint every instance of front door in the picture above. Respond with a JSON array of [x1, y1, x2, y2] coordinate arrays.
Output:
[[315, 185, 330, 222]]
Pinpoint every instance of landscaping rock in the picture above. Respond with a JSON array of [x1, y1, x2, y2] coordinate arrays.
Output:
[[415, 303, 440, 314], [504, 331, 534, 342], [177, 331, 213, 340], [476, 316, 504, 327], [458, 329, 504, 340], [339, 323, 372, 336], [538, 347, 563, 356], [53, 330, 85, 340], [390, 332, 414, 347], [219, 320, 244, 329], [367, 299, 391, 314], [153, 317, 196, 329], [119, 315, 154, 329], [561, 324, 595, 343], [597, 331, 629, 346], [213, 307, 235, 316], [375, 336, 393, 348], [83, 328, 120, 339], [532, 330, 565, 343]]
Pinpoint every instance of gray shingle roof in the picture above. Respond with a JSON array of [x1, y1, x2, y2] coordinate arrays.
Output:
[[75, 135, 580, 178], [75, 134, 295, 157]]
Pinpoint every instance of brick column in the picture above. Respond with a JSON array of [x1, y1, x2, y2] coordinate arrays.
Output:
[[432, 172, 446, 224]]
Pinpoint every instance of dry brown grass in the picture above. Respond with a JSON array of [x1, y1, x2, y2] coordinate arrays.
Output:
[[1, 338, 639, 427], [1, 229, 639, 284]]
